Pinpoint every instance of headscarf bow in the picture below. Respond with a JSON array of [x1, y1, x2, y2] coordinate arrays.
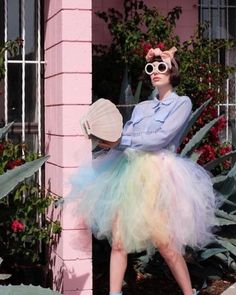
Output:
[[145, 46, 178, 69]]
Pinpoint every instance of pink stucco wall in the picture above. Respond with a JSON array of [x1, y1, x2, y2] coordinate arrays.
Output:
[[44, 1, 92, 294], [93, 0, 198, 45]]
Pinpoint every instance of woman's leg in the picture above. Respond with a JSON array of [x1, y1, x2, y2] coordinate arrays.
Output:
[[158, 244, 193, 295], [109, 245, 127, 294], [110, 215, 127, 294]]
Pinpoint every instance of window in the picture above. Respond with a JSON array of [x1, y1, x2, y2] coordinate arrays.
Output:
[[199, 0, 236, 142], [0, 0, 44, 152]]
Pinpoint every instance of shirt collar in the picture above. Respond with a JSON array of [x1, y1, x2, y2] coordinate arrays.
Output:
[[153, 91, 176, 108]]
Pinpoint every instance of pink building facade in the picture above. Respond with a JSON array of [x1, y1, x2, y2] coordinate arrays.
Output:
[[44, 1, 198, 294]]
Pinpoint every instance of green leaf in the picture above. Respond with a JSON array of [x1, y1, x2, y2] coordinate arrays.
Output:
[[119, 64, 134, 104], [204, 150, 236, 171], [189, 151, 201, 162], [133, 80, 142, 104], [199, 247, 226, 261], [0, 285, 62, 294], [217, 217, 236, 226], [213, 163, 236, 200], [0, 274, 11, 280], [214, 252, 236, 272], [181, 116, 223, 157], [0, 156, 49, 200], [212, 174, 228, 185], [179, 98, 212, 145], [215, 209, 236, 222], [230, 119, 236, 150], [216, 238, 236, 256], [0, 122, 14, 139]]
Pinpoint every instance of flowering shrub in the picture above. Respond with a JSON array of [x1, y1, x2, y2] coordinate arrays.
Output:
[[0, 140, 61, 265]]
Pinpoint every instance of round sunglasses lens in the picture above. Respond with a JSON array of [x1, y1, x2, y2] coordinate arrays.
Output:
[[158, 63, 168, 73], [145, 64, 154, 74]]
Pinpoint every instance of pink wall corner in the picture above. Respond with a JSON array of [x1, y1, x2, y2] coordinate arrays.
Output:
[[45, 105, 90, 135], [63, 259, 92, 292], [52, 229, 92, 260], [44, 0, 92, 292], [45, 42, 92, 78], [45, 135, 91, 167], [50, 251, 92, 293], [45, 10, 92, 49], [44, 0, 62, 21], [45, 73, 92, 106], [61, 10, 92, 41], [64, 290, 93, 295], [61, 0, 92, 10], [50, 251, 92, 292]]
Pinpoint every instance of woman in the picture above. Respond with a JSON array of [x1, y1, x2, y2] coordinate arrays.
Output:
[[74, 47, 217, 295]]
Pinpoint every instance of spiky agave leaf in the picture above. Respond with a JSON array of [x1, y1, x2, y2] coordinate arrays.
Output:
[[0, 258, 11, 280], [0, 284, 62, 294], [181, 116, 222, 157], [0, 156, 49, 200], [203, 150, 236, 171], [0, 122, 14, 139], [133, 80, 142, 104], [213, 163, 236, 201], [179, 98, 212, 145], [198, 248, 226, 261], [215, 238, 236, 256]]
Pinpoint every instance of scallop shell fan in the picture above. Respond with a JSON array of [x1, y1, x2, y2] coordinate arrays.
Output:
[[80, 98, 123, 142]]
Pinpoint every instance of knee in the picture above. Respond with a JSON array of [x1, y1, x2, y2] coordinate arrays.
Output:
[[158, 245, 178, 263], [112, 242, 125, 253]]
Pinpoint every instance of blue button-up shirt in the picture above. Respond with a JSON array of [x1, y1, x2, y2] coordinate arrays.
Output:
[[119, 92, 192, 152]]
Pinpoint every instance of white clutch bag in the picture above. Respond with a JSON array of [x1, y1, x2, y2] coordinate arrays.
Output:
[[80, 98, 123, 142]]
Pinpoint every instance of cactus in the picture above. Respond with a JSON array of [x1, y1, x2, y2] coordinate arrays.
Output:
[[0, 284, 62, 294]]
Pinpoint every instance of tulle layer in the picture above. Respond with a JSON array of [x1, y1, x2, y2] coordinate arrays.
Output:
[[70, 149, 217, 254]]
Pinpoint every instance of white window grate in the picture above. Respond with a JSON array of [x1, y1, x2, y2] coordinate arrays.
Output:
[[199, 0, 236, 142], [2, 0, 45, 153]]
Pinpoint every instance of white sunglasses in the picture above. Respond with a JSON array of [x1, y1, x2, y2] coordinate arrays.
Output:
[[145, 62, 169, 75]]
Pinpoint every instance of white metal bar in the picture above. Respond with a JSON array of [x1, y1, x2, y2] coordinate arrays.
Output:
[[226, 78, 229, 141], [21, 0, 26, 144], [4, 0, 8, 127], [37, 0, 42, 233], [218, 103, 236, 106], [8, 60, 46, 64], [37, 0, 42, 156]]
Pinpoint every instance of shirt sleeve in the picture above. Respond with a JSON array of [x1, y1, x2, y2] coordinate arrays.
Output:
[[120, 97, 192, 151]]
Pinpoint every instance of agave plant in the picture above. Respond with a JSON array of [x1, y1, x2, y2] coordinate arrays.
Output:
[[0, 124, 63, 294], [179, 100, 236, 273], [0, 284, 62, 294]]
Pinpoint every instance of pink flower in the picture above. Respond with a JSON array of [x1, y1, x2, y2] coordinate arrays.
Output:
[[11, 220, 25, 232]]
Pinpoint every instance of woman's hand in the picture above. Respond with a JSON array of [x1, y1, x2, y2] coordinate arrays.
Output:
[[98, 138, 121, 149]]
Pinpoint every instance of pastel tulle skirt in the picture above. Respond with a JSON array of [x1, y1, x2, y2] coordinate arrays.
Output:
[[70, 148, 218, 254]]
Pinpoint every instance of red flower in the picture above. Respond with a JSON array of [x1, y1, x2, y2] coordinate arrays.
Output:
[[219, 145, 232, 155], [11, 220, 25, 232], [156, 42, 165, 50], [197, 144, 216, 165], [142, 42, 152, 54], [6, 159, 24, 170]]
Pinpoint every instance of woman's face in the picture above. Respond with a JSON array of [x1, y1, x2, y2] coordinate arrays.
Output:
[[150, 61, 171, 88]]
